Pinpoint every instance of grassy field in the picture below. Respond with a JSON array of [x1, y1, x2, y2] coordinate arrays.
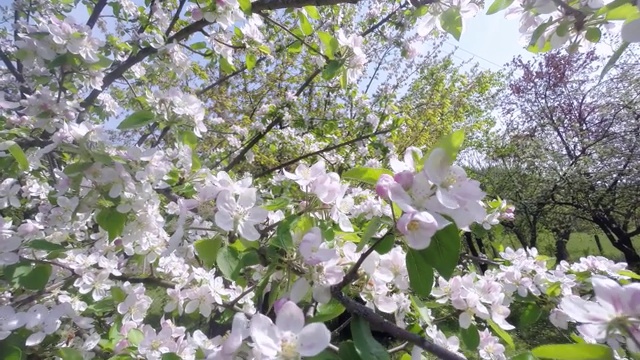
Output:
[[493, 229, 640, 263]]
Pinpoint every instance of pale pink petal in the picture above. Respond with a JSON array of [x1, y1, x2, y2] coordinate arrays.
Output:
[[298, 323, 331, 356], [275, 301, 305, 333]]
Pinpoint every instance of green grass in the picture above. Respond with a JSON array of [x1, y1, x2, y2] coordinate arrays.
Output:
[[495, 230, 640, 263]]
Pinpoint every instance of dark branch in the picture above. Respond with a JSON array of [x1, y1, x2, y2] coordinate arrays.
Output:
[[0, 49, 26, 84], [332, 290, 466, 360], [252, 0, 359, 12], [166, 0, 187, 36], [86, 0, 108, 29], [255, 128, 392, 178]]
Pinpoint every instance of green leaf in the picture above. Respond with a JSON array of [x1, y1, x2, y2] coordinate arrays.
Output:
[[486, 0, 514, 14], [318, 31, 339, 59], [585, 27, 602, 43], [263, 197, 290, 211], [545, 282, 562, 297], [117, 110, 155, 130], [8, 143, 28, 171], [180, 130, 198, 150], [309, 299, 345, 322], [374, 234, 395, 255], [57, 348, 83, 360], [406, 249, 434, 297], [531, 344, 614, 360], [191, 41, 207, 50], [307, 350, 341, 360], [431, 129, 465, 162], [604, 3, 639, 20], [338, 341, 362, 360], [618, 269, 640, 279], [519, 303, 543, 326], [96, 207, 127, 240], [305, 6, 321, 19], [460, 323, 480, 350], [411, 295, 433, 324], [127, 329, 144, 346], [322, 60, 343, 80], [342, 167, 393, 185], [528, 20, 553, 47], [511, 353, 538, 360], [298, 11, 313, 36], [19, 264, 52, 290], [351, 316, 390, 360], [601, 42, 629, 80], [194, 238, 222, 269], [246, 53, 257, 70], [220, 57, 237, 74], [216, 246, 242, 280], [597, 0, 632, 15], [272, 215, 296, 249], [258, 45, 271, 55], [440, 8, 463, 41], [238, 0, 251, 12], [63, 162, 93, 176], [358, 217, 382, 252], [415, 224, 461, 280], [488, 319, 515, 350], [162, 354, 182, 360], [0, 345, 22, 360], [27, 240, 65, 251]]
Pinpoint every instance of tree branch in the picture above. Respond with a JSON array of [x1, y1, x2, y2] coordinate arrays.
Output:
[[251, 0, 359, 12], [331, 289, 466, 360], [255, 128, 392, 178], [86, 0, 108, 29], [166, 0, 187, 36]]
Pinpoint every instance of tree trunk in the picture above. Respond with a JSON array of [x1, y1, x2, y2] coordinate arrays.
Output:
[[592, 214, 640, 268], [593, 234, 604, 255], [503, 222, 528, 248], [554, 229, 571, 262], [529, 219, 538, 249]]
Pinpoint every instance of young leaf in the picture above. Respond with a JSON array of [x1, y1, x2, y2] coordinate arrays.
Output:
[[338, 341, 362, 360], [8, 143, 29, 171], [117, 110, 155, 130], [531, 344, 614, 360], [127, 329, 144, 346], [406, 249, 435, 297], [358, 217, 382, 252], [440, 8, 463, 41], [304, 5, 321, 19], [27, 240, 65, 251], [58, 348, 83, 360], [460, 323, 480, 350], [519, 303, 543, 326], [298, 11, 313, 36], [96, 207, 127, 240], [351, 316, 390, 360], [342, 167, 393, 185], [415, 224, 461, 280], [194, 238, 222, 269], [19, 264, 52, 290], [322, 60, 343, 80], [488, 319, 515, 350], [216, 246, 242, 280], [511, 353, 537, 360], [309, 299, 345, 322], [246, 53, 257, 70], [486, 0, 515, 14], [238, 0, 251, 12], [601, 42, 629, 79], [374, 234, 395, 255]]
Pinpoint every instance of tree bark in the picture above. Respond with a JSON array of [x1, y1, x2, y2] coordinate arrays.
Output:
[[554, 229, 571, 262], [464, 233, 487, 273], [593, 234, 604, 255]]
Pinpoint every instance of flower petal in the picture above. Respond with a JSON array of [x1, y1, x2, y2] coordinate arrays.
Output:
[[298, 323, 331, 356], [275, 301, 305, 333], [249, 313, 280, 357]]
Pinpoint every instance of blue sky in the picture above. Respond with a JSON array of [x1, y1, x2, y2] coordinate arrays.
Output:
[[445, 8, 535, 71]]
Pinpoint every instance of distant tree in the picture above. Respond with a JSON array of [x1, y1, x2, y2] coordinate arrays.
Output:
[[490, 50, 640, 266]]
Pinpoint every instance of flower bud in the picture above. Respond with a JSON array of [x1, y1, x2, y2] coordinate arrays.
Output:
[[375, 174, 395, 200], [273, 297, 289, 315], [394, 171, 414, 190], [191, 8, 203, 21]]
